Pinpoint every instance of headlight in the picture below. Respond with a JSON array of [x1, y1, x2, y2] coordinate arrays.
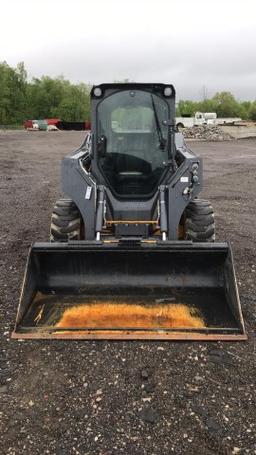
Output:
[[94, 87, 102, 97], [164, 86, 172, 97]]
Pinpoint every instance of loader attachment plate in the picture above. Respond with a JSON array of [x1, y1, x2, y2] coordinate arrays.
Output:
[[12, 242, 246, 340]]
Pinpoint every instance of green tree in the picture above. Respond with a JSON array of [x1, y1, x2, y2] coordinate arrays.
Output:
[[0, 61, 28, 124], [27, 76, 67, 118], [197, 98, 218, 114], [26, 77, 91, 121], [212, 92, 241, 117], [177, 100, 199, 117], [249, 101, 256, 121], [51, 83, 90, 121]]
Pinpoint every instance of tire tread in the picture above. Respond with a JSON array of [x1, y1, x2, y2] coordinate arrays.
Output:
[[50, 198, 82, 242], [185, 199, 215, 242]]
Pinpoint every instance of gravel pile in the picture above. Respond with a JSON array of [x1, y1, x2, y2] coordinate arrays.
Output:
[[183, 125, 233, 141]]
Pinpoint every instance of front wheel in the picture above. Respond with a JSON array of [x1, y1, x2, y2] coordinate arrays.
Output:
[[184, 199, 215, 242], [50, 198, 83, 242]]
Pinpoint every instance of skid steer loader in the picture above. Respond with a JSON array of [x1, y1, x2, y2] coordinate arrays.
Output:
[[12, 83, 246, 340]]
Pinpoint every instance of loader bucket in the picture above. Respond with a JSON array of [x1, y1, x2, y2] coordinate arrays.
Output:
[[12, 241, 246, 340]]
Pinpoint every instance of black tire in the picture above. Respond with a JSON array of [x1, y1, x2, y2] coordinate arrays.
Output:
[[184, 199, 215, 242], [50, 198, 83, 242]]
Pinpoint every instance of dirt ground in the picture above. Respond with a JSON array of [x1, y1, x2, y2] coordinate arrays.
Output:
[[0, 131, 255, 455]]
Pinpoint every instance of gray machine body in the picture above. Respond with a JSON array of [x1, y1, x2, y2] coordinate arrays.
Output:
[[61, 83, 203, 241]]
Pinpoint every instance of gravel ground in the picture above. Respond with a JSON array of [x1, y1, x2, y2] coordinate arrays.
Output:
[[0, 131, 255, 455]]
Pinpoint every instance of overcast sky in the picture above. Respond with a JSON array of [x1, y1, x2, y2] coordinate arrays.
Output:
[[1, 0, 256, 100]]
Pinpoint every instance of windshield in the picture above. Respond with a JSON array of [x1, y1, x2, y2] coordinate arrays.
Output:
[[97, 90, 169, 196]]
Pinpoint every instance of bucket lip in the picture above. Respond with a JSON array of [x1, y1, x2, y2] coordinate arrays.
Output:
[[11, 329, 247, 341]]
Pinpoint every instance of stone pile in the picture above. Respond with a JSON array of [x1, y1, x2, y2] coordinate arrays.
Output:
[[182, 125, 233, 141]]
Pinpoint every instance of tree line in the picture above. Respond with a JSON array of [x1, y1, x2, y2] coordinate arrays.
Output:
[[176, 93, 256, 120], [0, 61, 90, 125], [1, 61, 256, 125]]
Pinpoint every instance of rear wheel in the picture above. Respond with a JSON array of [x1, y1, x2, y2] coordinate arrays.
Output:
[[50, 198, 83, 242], [184, 199, 215, 242]]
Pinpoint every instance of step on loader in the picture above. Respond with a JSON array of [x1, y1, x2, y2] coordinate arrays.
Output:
[[12, 83, 246, 340]]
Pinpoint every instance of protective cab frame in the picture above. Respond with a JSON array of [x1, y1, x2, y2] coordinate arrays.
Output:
[[62, 83, 202, 240]]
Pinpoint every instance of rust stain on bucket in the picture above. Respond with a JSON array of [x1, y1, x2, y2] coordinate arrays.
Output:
[[55, 301, 205, 329]]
